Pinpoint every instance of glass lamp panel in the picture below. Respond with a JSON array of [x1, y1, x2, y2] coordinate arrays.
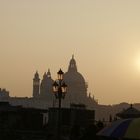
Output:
[[58, 74, 63, 80], [57, 69, 64, 80], [61, 82, 67, 93], [52, 81, 58, 92], [53, 86, 58, 92]]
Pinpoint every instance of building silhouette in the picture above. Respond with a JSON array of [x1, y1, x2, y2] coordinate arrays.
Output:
[[0, 88, 9, 98], [1, 55, 134, 121], [116, 104, 140, 119], [40, 70, 54, 101], [32, 55, 98, 108], [63, 55, 88, 106]]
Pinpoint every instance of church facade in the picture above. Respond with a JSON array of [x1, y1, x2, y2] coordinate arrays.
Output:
[[32, 56, 98, 108]]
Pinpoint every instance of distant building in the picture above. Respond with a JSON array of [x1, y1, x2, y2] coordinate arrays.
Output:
[[32, 55, 98, 108], [0, 88, 9, 98], [116, 104, 140, 119]]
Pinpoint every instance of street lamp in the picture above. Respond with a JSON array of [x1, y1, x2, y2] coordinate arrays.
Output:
[[52, 69, 67, 140], [53, 69, 67, 108]]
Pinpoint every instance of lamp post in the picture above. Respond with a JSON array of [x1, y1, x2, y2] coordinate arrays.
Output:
[[52, 69, 67, 140]]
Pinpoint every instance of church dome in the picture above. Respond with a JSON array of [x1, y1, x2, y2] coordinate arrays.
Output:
[[64, 55, 86, 85], [63, 56, 87, 104], [64, 71, 86, 85]]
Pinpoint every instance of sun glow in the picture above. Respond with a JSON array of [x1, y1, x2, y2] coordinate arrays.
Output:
[[134, 55, 140, 71]]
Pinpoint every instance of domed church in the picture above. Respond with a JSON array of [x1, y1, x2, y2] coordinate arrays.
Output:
[[63, 55, 89, 106], [32, 55, 98, 108]]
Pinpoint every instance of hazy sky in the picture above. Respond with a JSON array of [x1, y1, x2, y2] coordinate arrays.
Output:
[[1, 0, 140, 105]]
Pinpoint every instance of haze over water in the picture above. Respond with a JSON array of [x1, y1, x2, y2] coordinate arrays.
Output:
[[1, 0, 140, 104]]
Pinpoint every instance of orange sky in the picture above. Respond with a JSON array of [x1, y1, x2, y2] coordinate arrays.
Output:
[[1, 0, 140, 104]]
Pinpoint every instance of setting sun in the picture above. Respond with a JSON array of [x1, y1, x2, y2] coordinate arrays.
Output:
[[134, 54, 140, 71]]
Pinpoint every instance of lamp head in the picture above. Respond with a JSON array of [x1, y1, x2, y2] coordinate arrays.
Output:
[[57, 69, 64, 80]]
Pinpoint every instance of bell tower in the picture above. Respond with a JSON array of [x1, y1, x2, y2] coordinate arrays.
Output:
[[33, 71, 40, 98]]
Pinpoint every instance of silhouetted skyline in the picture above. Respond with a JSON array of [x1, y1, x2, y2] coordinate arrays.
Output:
[[1, 0, 140, 104]]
